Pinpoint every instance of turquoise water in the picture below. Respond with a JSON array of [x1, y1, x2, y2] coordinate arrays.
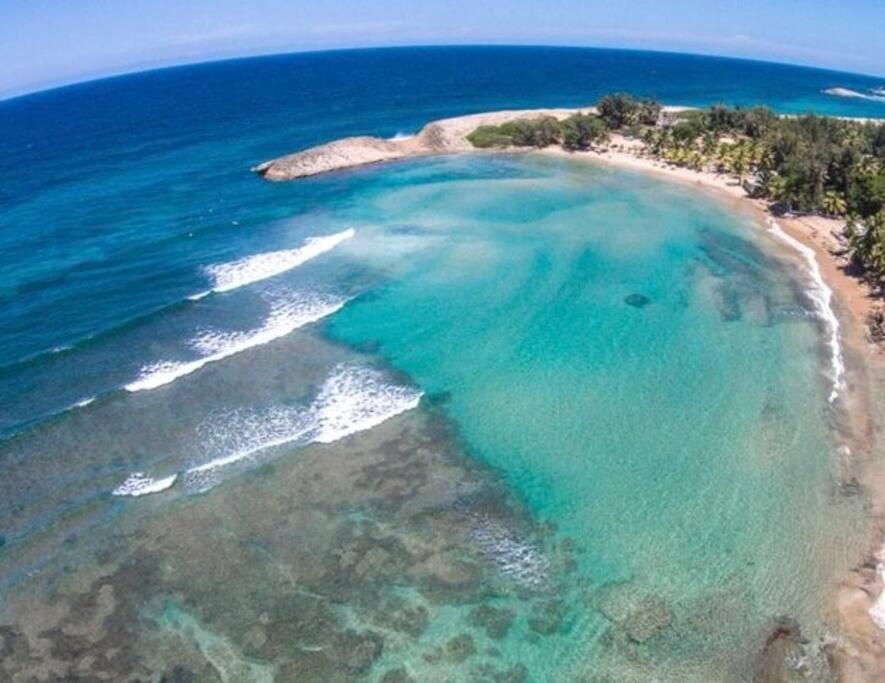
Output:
[[324, 154, 865, 677], [0, 48, 876, 680]]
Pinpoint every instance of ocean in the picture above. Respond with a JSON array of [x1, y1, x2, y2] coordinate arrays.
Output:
[[0, 46, 880, 681]]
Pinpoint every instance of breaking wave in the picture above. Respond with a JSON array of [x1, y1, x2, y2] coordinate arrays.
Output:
[[823, 87, 885, 103], [125, 294, 346, 392], [767, 219, 845, 402], [202, 228, 354, 295], [113, 472, 178, 497], [114, 364, 423, 495]]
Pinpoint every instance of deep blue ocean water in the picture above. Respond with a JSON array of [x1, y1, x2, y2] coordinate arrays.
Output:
[[1, 46, 883, 383], [0, 46, 879, 680]]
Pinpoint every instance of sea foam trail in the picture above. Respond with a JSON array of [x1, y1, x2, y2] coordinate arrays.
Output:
[[125, 295, 346, 392], [113, 472, 178, 497], [203, 228, 355, 294], [114, 364, 423, 495], [767, 219, 845, 402], [824, 87, 885, 103], [870, 546, 885, 630]]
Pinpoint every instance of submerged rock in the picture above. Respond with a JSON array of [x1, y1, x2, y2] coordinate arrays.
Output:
[[423, 633, 476, 664], [595, 582, 672, 643], [472, 662, 529, 683], [713, 283, 742, 321], [336, 629, 385, 675], [468, 604, 515, 640], [446, 633, 476, 662], [622, 598, 672, 643], [755, 617, 808, 682], [624, 293, 651, 309], [528, 600, 565, 635], [380, 668, 416, 683], [374, 597, 429, 637]]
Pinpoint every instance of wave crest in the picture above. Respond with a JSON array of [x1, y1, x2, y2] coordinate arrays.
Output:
[[824, 87, 885, 103], [125, 294, 346, 392], [204, 228, 354, 294], [116, 364, 423, 496], [113, 472, 178, 497]]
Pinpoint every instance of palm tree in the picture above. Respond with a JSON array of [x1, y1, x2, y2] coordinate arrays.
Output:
[[766, 174, 788, 203], [688, 150, 705, 171], [821, 190, 848, 217], [848, 211, 885, 274]]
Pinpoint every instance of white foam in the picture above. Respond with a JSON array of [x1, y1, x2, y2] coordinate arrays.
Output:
[[767, 219, 845, 402], [824, 87, 885, 103], [183, 364, 422, 491], [116, 364, 422, 496], [203, 228, 354, 294], [469, 519, 550, 589], [389, 132, 415, 141], [182, 406, 316, 492], [74, 396, 96, 408], [311, 364, 424, 444], [870, 546, 885, 629], [113, 472, 178, 497], [125, 295, 346, 392]]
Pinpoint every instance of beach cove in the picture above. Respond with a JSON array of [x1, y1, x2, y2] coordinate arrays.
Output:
[[3, 47, 885, 681], [253, 103, 885, 678]]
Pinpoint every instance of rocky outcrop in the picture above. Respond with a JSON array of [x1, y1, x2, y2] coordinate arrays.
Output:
[[252, 107, 596, 181], [252, 135, 414, 181]]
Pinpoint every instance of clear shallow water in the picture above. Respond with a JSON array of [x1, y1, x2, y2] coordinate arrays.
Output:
[[0, 47, 876, 680]]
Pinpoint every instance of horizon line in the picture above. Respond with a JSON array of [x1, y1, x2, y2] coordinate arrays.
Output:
[[2, 42, 884, 105]]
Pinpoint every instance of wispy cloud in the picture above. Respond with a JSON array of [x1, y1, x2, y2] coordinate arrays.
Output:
[[171, 24, 258, 47], [307, 20, 408, 36]]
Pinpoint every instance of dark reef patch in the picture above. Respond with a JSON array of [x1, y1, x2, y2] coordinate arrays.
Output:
[[624, 293, 651, 309], [0, 408, 567, 682]]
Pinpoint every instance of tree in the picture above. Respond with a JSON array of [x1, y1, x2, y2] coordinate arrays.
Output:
[[766, 174, 788, 202], [822, 190, 848, 217], [597, 93, 641, 129], [637, 98, 662, 126], [560, 114, 608, 151]]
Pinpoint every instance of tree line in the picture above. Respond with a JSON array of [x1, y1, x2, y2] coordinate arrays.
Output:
[[467, 93, 885, 280]]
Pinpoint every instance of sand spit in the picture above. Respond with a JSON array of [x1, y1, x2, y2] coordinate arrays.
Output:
[[252, 106, 693, 181]]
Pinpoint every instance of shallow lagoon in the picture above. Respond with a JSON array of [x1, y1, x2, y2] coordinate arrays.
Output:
[[0, 154, 869, 681]]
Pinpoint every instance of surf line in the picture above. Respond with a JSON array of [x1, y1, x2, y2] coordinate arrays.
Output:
[[188, 228, 355, 300], [767, 218, 845, 403], [114, 364, 424, 497], [125, 294, 347, 392]]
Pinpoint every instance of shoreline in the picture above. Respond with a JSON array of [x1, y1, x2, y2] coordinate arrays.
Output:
[[256, 112, 885, 678], [546, 140, 885, 679]]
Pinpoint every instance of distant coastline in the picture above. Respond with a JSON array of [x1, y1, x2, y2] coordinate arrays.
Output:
[[255, 104, 885, 677]]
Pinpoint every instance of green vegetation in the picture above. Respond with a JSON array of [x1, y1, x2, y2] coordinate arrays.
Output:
[[596, 93, 661, 129], [466, 113, 608, 151], [466, 93, 885, 281]]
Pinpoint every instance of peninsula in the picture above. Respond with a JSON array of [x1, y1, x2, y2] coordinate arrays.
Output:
[[253, 105, 690, 181]]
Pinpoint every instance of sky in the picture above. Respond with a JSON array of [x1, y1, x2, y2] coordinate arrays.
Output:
[[2, 0, 883, 99]]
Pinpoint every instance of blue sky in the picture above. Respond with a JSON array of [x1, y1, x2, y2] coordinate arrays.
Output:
[[2, 0, 883, 98]]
